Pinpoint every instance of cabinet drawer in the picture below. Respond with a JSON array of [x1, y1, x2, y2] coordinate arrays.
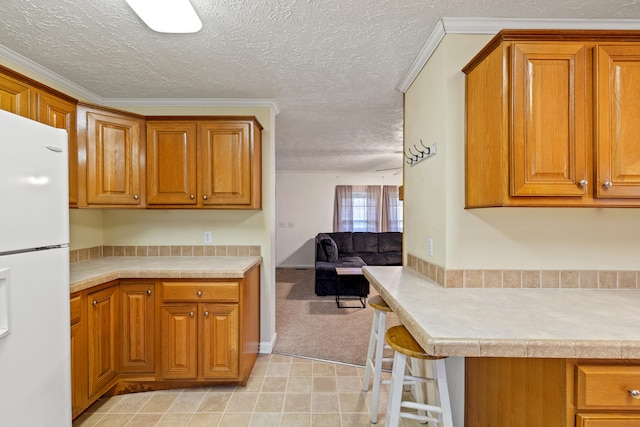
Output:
[[577, 365, 640, 410], [162, 281, 239, 302], [577, 413, 640, 427], [70, 295, 82, 325]]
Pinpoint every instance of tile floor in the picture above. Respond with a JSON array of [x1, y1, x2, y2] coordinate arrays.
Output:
[[72, 353, 425, 427]]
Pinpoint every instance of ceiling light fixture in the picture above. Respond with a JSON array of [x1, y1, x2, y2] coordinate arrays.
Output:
[[125, 0, 202, 33]]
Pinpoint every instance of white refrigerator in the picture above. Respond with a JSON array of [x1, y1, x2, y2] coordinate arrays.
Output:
[[0, 109, 72, 426]]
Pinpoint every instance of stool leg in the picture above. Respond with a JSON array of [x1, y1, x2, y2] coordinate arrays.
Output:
[[433, 359, 453, 427], [370, 310, 387, 423], [384, 350, 406, 427], [363, 310, 380, 391], [409, 358, 428, 423]]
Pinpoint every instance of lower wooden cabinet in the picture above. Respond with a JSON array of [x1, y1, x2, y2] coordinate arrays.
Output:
[[119, 282, 155, 373], [87, 284, 119, 399], [466, 358, 640, 427], [70, 265, 260, 420], [70, 293, 87, 419], [160, 281, 240, 380], [577, 414, 640, 426]]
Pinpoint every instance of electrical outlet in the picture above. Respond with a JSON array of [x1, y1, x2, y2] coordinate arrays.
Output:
[[427, 237, 433, 257], [203, 231, 212, 244]]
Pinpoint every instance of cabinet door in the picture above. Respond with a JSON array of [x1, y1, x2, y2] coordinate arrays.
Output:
[[84, 108, 144, 205], [87, 285, 119, 398], [120, 283, 155, 373], [595, 44, 640, 198], [0, 72, 30, 117], [577, 414, 640, 426], [511, 43, 590, 198], [35, 92, 78, 206], [147, 121, 198, 205], [198, 121, 257, 207], [200, 304, 239, 379], [160, 304, 198, 379], [70, 294, 87, 419]]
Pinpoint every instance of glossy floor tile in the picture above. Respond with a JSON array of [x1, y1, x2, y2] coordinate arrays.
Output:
[[72, 353, 426, 427]]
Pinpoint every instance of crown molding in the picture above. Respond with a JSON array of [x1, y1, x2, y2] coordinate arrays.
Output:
[[0, 43, 280, 115], [102, 97, 281, 115], [397, 17, 640, 93], [0, 44, 103, 103]]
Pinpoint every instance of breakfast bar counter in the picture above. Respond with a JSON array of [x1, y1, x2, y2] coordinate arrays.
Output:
[[70, 256, 262, 293], [362, 265, 640, 359]]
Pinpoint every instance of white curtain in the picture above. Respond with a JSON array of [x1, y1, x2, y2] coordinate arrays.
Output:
[[334, 185, 381, 232], [382, 185, 401, 232]]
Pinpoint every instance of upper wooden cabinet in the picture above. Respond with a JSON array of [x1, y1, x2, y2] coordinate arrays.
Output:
[[35, 91, 78, 206], [0, 71, 31, 117], [595, 44, 640, 199], [146, 120, 198, 205], [0, 65, 78, 206], [147, 118, 262, 209], [77, 103, 145, 207], [463, 30, 640, 208]]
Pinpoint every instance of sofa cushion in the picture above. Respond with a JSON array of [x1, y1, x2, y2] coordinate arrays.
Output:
[[352, 232, 379, 253], [320, 237, 339, 262], [329, 232, 353, 253], [378, 232, 402, 253], [316, 234, 330, 262], [358, 252, 387, 265]]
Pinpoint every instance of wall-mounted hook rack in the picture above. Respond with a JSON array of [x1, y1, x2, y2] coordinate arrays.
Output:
[[404, 140, 437, 166]]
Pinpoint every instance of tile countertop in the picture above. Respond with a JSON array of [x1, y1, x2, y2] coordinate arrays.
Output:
[[70, 256, 262, 294], [363, 265, 640, 359]]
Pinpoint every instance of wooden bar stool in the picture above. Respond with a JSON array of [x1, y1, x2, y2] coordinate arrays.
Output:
[[362, 295, 394, 423], [384, 325, 453, 427]]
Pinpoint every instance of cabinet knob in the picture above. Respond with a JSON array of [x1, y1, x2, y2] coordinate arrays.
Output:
[[604, 181, 613, 188], [204, 311, 209, 317], [92, 300, 97, 306], [147, 289, 152, 295], [189, 311, 194, 317], [134, 194, 139, 200], [197, 290, 202, 297], [203, 195, 208, 200], [579, 179, 588, 187], [190, 194, 195, 199], [629, 389, 640, 399]]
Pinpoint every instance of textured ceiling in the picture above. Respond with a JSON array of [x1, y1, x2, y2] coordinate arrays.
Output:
[[1, 1, 640, 172]]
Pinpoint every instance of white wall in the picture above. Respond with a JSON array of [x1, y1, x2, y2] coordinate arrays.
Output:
[[275, 171, 402, 267], [404, 34, 640, 271]]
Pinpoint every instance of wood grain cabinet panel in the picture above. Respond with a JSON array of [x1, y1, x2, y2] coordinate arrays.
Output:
[[511, 42, 589, 198], [87, 284, 119, 399], [146, 117, 262, 209], [199, 121, 258, 207], [146, 121, 198, 205], [119, 282, 155, 373], [464, 30, 640, 207], [70, 293, 87, 420], [201, 304, 239, 379], [577, 414, 640, 426], [77, 103, 145, 207], [34, 92, 78, 206], [595, 44, 640, 198], [0, 72, 30, 117], [160, 304, 198, 380]]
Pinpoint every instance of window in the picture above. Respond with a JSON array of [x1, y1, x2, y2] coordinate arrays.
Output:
[[333, 185, 381, 232], [382, 185, 403, 232]]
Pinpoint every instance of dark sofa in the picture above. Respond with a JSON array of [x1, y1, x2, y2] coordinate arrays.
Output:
[[315, 232, 402, 296]]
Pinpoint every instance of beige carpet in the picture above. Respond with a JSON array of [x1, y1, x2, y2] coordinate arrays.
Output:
[[273, 267, 399, 366]]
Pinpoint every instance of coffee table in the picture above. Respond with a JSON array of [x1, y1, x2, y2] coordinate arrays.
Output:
[[334, 267, 367, 308]]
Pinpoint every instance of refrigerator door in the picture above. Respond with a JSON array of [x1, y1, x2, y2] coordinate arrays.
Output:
[[0, 247, 71, 426], [0, 110, 69, 253]]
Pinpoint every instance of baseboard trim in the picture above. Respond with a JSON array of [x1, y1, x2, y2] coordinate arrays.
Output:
[[260, 332, 277, 354]]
